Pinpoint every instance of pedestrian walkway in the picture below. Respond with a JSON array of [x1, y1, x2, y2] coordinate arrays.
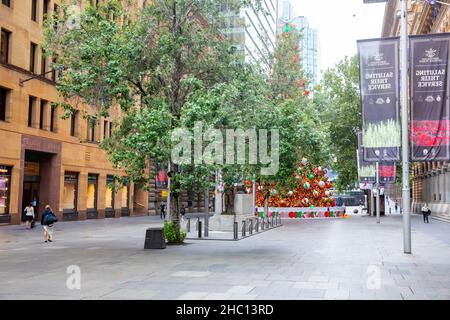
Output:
[[0, 214, 450, 300]]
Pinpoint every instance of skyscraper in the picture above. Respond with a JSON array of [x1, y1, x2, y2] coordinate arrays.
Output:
[[279, 0, 295, 20], [221, 0, 278, 72], [278, 15, 321, 87]]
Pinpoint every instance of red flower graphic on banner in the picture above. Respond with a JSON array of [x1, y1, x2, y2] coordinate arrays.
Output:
[[380, 165, 396, 178], [411, 120, 450, 146]]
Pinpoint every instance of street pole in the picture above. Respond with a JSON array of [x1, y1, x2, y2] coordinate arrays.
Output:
[[252, 179, 256, 216], [376, 162, 380, 224], [400, 0, 411, 254], [167, 161, 171, 221]]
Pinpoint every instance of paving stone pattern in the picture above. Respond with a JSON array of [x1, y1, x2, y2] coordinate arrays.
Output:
[[1, 214, 450, 300]]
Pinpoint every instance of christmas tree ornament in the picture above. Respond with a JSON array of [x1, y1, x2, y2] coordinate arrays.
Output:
[[308, 174, 314, 180], [313, 190, 319, 198], [319, 181, 325, 188], [301, 157, 308, 165], [271, 189, 278, 196], [303, 182, 310, 189], [288, 190, 294, 196]]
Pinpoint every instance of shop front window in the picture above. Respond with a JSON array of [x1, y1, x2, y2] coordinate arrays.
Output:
[[121, 185, 129, 208], [87, 174, 98, 210], [63, 172, 78, 211], [0, 166, 11, 215], [105, 175, 114, 209]]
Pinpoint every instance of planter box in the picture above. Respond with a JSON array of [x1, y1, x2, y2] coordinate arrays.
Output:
[[144, 228, 166, 249]]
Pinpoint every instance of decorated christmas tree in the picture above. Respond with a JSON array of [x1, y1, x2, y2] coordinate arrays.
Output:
[[247, 158, 336, 208]]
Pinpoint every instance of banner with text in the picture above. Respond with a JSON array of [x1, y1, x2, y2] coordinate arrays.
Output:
[[411, 34, 450, 161], [358, 38, 401, 162]]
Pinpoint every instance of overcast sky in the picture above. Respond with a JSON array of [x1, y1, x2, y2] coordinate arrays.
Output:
[[291, 0, 386, 74]]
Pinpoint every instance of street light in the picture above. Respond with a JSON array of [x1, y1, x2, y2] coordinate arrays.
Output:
[[363, 0, 411, 254], [400, 0, 412, 254]]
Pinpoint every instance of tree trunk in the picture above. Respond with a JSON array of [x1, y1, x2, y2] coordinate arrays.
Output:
[[204, 173, 210, 237], [170, 162, 182, 242]]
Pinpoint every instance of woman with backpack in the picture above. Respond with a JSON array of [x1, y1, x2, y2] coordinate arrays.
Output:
[[41, 205, 57, 243]]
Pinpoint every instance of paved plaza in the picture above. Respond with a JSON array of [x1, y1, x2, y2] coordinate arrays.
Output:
[[1, 213, 450, 300]]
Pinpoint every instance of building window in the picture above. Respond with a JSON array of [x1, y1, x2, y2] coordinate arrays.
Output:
[[87, 120, 95, 142], [28, 96, 36, 127], [87, 174, 98, 211], [105, 175, 115, 209], [70, 111, 78, 136], [2, 0, 11, 7], [41, 49, 47, 76], [0, 29, 11, 64], [51, 59, 56, 81], [39, 99, 47, 130], [121, 185, 129, 208], [63, 172, 78, 212], [31, 0, 37, 21], [0, 87, 9, 122], [53, 4, 60, 31], [43, 0, 49, 21], [50, 105, 57, 132], [30, 42, 37, 73], [0, 166, 12, 215], [103, 120, 108, 139]]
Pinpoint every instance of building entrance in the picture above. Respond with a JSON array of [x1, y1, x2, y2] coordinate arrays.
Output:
[[21, 150, 56, 220]]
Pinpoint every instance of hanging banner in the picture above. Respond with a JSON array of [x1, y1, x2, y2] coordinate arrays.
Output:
[[410, 33, 450, 161], [358, 37, 401, 162], [379, 162, 396, 184], [357, 132, 376, 183]]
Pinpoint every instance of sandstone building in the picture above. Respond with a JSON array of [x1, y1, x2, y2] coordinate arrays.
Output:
[[382, 0, 450, 222]]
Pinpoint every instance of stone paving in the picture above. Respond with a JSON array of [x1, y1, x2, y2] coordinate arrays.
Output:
[[1, 212, 450, 300]]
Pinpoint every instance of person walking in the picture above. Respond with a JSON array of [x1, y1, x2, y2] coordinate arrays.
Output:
[[24, 202, 35, 229], [160, 201, 166, 220], [421, 203, 431, 223], [41, 205, 57, 243], [180, 204, 186, 221]]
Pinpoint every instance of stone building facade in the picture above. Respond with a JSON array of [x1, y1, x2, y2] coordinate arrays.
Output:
[[382, 0, 450, 221], [0, 0, 154, 225]]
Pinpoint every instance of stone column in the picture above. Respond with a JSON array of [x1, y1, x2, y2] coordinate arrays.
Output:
[[77, 172, 87, 220], [97, 174, 106, 219]]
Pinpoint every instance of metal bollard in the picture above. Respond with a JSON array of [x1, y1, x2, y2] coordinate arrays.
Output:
[[242, 220, 246, 237], [233, 222, 238, 240], [271, 216, 274, 227], [261, 217, 265, 230], [197, 220, 202, 238], [249, 219, 253, 235], [187, 218, 191, 232], [256, 218, 259, 232]]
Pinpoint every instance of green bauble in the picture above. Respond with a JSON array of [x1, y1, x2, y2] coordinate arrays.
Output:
[[308, 174, 314, 180]]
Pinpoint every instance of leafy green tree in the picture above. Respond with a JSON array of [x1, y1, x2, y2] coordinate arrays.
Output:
[[44, 0, 270, 242], [316, 56, 362, 191]]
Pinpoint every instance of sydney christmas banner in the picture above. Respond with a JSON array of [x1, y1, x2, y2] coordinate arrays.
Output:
[[410, 33, 450, 161], [357, 37, 401, 162]]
